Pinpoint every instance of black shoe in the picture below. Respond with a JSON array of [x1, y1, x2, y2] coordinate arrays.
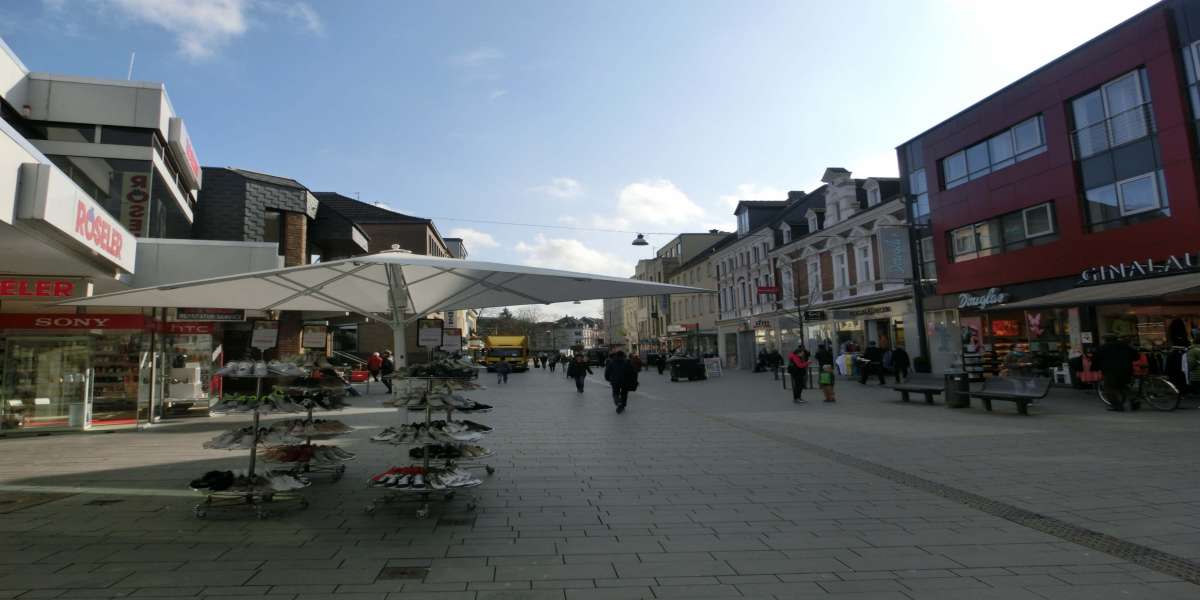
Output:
[[616, 403, 625, 413]]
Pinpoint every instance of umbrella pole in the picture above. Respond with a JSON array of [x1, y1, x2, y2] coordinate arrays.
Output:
[[387, 263, 408, 401]]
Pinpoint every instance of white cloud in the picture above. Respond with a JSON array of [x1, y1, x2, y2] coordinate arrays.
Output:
[[718, 183, 787, 210], [846, 148, 901, 179], [616, 179, 704, 227], [448, 47, 503, 68], [101, 0, 321, 59], [532, 177, 583, 199], [515, 234, 632, 278], [489, 89, 509, 101], [447, 227, 499, 250]]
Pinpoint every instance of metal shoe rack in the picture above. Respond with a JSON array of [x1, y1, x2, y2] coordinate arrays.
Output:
[[365, 373, 494, 518], [263, 384, 353, 480], [193, 374, 311, 519]]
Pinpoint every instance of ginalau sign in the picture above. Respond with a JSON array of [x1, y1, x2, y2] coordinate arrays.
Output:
[[1079, 253, 1200, 284]]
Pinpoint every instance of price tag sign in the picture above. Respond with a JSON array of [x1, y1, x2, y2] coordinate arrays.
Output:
[[302, 324, 327, 349], [251, 321, 279, 350]]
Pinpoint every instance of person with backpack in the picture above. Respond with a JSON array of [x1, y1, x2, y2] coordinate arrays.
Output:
[[380, 350, 395, 394], [786, 346, 811, 404], [604, 351, 637, 413], [367, 351, 383, 382]]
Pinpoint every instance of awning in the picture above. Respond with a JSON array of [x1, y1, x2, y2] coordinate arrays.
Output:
[[996, 272, 1200, 310]]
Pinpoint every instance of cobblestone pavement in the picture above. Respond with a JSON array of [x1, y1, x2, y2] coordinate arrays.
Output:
[[0, 366, 1197, 599]]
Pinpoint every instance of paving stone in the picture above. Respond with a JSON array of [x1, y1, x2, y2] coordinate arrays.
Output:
[[494, 564, 614, 581]]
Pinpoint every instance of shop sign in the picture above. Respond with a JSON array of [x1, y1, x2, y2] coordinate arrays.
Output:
[[418, 318, 443, 348], [302, 324, 328, 349], [666, 324, 687, 333], [118, 172, 150, 237], [0, 277, 85, 300], [0, 314, 149, 330], [176, 307, 245, 322], [877, 226, 913, 281], [162, 322, 215, 334], [802, 310, 826, 321], [16, 163, 137, 273], [250, 320, 279, 350], [681, 323, 700, 330], [441, 327, 462, 352], [756, 286, 780, 295], [753, 319, 772, 329], [168, 117, 202, 189], [833, 305, 892, 320], [958, 287, 1010, 310], [1079, 253, 1200, 284], [1080, 332, 1093, 344]]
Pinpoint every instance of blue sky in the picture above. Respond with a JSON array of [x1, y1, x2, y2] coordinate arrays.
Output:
[[0, 0, 1157, 317]]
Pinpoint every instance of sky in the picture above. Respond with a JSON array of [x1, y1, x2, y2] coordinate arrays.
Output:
[[0, 0, 1158, 319]]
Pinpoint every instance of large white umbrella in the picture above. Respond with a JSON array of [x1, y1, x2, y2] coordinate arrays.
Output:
[[64, 249, 707, 365]]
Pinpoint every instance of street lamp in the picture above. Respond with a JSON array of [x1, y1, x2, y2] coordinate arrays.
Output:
[[631, 234, 649, 246]]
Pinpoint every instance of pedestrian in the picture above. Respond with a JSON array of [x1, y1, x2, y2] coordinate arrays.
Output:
[[1093, 334, 1139, 411], [657, 354, 667, 375], [1188, 336, 1200, 393], [630, 353, 643, 373], [858, 341, 886, 385], [891, 345, 911, 383], [367, 351, 383, 382], [549, 355, 558, 373], [786, 346, 812, 404], [496, 357, 512, 385], [816, 343, 835, 402], [604, 351, 637, 413], [567, 355, 593, 393], [380, 350, 395, 394]]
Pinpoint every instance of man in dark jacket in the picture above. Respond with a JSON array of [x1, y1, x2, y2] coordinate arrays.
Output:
[[1093, 334, 1139, 411], [380, 351, 395, 393], [858, 341, 886, 385], [567, 356, 593, 393], [891, 345, 911, 383], [604, 351, 636, 413]]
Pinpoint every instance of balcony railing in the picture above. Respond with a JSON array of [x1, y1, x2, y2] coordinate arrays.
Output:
[[1071, 102, 1155, 159]]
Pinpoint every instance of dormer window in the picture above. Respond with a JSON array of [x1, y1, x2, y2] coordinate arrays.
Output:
[[737, 210, 750, 235], [781, 223, 791, 244], [867, 185, 881, 207], [806, 209, 819, 232]]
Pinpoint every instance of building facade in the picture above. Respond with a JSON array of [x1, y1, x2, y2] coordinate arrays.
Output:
[[629, 231, 727, 356], [898, 0, 1200, 377], [666, 234, 731, 356], [602, 297, 625, 351]]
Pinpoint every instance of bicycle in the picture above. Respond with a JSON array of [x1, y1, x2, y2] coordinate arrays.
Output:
[[1097, 373, 1181, 411]]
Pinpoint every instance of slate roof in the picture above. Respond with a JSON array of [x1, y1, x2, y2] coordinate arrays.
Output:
[[311, 192, 431, 224], [224, 168, 308, 190]]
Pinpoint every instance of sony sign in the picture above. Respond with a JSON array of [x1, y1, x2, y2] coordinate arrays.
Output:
[[959, 287, 1010, 310], [1079, 253, 1198, 284]]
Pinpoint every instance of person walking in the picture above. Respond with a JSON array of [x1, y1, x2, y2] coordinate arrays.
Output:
[[604, 351, 637, 413], [630, 353, 643, 373], [367, 351, 383, 382], [858, 341, 886, 385], [380, 350, 395, 394], [1093, 334, 1139, 411], [496, 357, 512, 385], [549, 355, 558, 373], [891, 345, 911, 383], [816, 343, 835, 402], [786, 346, 812, 404], [567, 355, 593, 393]]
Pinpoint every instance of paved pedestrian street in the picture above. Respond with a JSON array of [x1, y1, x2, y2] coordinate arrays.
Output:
[[1, 369, 1199, 600]]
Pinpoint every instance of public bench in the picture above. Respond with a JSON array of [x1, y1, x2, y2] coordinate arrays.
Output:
[[891, 383, 944, 405], [969, 376, 1051, 416]]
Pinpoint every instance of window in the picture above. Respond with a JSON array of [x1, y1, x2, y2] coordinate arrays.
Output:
[[1084, 170, 1168, 231], [737, 210, 750, 234], [808, 213, 819, 232], [752, 246, 759, 262], [918, 237, 936, 281], [833, 252, 849, 288], [909, 168, 930, 224], [100, 126, 153, 146], [949, 202, 1059, 261], [781, 268, 793, 299], [942, 116, 1046, 188], [1117, 173, 1159, 215], [263, 210, 284, 255], [782, 224, 791, 244], [1071, 69, 1152, 158], [1022, 204, 1054, 237], [855, 244, 874, 283], [807, 258, 821, 301], [867, 186, 881, 207]]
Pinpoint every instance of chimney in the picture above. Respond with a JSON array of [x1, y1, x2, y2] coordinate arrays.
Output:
[[787, 190, 806, 203], [708, 229, 719, 234]]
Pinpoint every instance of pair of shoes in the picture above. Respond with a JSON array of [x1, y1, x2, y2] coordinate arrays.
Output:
[[615, 403, 625, 414], [794, 398, 807, 404]]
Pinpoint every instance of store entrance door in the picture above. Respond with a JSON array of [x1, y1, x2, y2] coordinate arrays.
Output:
[[2, 337, 91, 431]]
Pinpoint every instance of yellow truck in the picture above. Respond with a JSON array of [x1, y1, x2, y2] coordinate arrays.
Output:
[[483, 335, 529, 371]]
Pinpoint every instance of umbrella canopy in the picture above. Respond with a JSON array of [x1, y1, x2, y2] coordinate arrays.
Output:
[[63, 250, 708, 367], [64, 250, 705, 315]]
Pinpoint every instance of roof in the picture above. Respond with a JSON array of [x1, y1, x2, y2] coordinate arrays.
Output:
[[443, 237, 463, 242], [733, 200, 788, 213], [311, 192, 431, 224], [676, 233, 737, 272], [221, 167, 308, 190]]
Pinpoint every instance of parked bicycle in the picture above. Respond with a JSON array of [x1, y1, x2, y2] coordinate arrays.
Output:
[[1098, 373, 1181, 411]]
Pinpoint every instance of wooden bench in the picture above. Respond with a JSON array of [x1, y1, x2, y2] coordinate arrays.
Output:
[[891, 383, 944, 405], [968, 376, 1051, 416]]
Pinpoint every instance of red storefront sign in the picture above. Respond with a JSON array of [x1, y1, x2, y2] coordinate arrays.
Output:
[[757, 286, 780, 295], [0, 277, 82, 299], [161, 322, 215, 334], [0, 314, 150, 330], [74, 201, 125, 260]]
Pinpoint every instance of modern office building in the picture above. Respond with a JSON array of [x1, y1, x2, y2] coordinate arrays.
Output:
[[897, 0, 1200, 375]]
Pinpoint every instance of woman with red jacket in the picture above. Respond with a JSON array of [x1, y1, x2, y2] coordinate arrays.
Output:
[[787, 346, 812, 404]]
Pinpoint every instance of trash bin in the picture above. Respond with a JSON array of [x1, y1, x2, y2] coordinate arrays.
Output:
[[68, 403, 85, 427], [944, 369, 970, 408], [668, 357, 706, 382]]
